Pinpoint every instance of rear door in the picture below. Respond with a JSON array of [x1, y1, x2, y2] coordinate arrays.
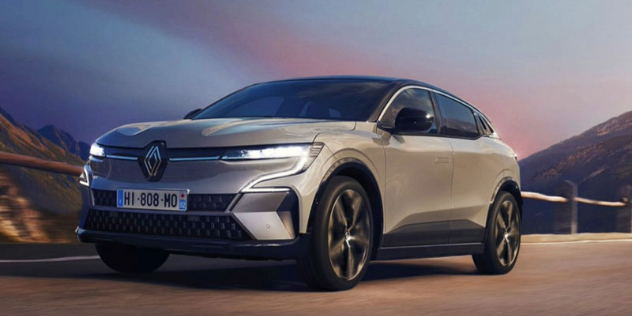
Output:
[[433, 93, 502, 244], [380, 87, 454, 247]]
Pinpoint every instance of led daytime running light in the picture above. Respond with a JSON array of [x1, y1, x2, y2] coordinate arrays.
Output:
[[90, 143, 105, 158]]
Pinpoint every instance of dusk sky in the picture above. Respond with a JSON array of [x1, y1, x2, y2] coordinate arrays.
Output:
[[1, 0, 632, 157]]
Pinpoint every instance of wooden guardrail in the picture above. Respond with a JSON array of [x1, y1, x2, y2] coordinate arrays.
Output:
[[521, 181, 631, 234], [0, 150, 630, 234], [0, 151, 82, 176], [521, 191, 629, 207], [521, 191, 569, 203]]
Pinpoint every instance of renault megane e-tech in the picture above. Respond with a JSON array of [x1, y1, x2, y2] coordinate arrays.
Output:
[[77, 76, 522, 290]]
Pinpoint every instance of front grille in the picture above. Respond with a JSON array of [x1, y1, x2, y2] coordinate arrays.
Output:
[[84, 209, 250, 240], [91, 190, 234, 211]]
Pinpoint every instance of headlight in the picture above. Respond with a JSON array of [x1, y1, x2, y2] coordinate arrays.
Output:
[[223, 144, 323, 171], [90, 143, 105, 159], [239, 143, 324, 192], [223, 145, 311, 160]]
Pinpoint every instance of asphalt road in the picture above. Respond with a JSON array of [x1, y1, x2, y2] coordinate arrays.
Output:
[[0, 241, 631, 315]]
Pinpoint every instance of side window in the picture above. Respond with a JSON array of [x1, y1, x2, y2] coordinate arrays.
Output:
[[484, 117, 495, 135], [476, 114, 494, 136], [435, 94, 479, 138], [476, 115, 489, 135], [382, 88, 437, 134]]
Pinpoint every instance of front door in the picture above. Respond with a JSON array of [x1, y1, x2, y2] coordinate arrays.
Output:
[[434, 93, 501, 244], [380, 87, 454, 247]]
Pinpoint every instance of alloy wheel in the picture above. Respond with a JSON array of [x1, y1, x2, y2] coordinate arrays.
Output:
[[495, 200, 520, 267], [327, 189, 371, 280]]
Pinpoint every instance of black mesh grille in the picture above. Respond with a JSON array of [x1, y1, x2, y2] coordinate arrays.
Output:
[[91, 190, 234, 211], [84, 209, 249, 240], [188, 194, 234, 211], [92, 189, 117, 207]]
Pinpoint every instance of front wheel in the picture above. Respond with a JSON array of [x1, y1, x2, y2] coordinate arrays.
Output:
[[473, 191, 521, 274], [297, 176, 373, 291], [96, 244, 169, 274]]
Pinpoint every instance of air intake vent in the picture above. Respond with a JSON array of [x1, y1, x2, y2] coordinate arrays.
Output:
[[84, 209, 250, 240]]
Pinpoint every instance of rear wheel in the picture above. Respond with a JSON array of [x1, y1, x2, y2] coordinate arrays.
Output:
[[96, 244, 169, 274], [298, 176, 373, 291], [473, 191, 521, 274]]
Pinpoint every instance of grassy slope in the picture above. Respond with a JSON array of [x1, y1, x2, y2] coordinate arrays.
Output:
[[0, 107, 85, 242], [0, 110, 83, 216], [0, 232, 14, 242]]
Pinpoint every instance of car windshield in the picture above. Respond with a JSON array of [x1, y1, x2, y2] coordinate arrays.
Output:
[[193, 79, 391, 121]]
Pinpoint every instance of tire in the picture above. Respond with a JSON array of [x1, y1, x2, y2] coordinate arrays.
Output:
[[297, 176, 374, 291], [473, 191, 521, 275], [96, 243, 169, 274]]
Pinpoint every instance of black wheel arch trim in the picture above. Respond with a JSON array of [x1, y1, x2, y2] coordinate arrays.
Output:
[[307, 158, 384, 260], [482, 177, 522, 244], [493, 178, 522, 208]]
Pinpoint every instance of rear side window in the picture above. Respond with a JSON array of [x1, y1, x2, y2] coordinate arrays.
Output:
[[435, 94, 479, 138], [476, 114, 494, 136]]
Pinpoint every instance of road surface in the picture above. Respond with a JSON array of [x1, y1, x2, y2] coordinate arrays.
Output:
[[0, 240, 631, 315]]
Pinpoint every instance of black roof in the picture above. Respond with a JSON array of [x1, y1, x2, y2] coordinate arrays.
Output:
[[262, 75, 478, 113]]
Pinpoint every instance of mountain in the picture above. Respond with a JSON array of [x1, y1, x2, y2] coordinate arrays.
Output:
[[0, 106, 84, 242], [0, 107, 18, 126], [38, 125, 90, 161], [520, 110, 632, 233]]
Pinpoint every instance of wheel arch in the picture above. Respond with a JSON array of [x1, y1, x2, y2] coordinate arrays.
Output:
[[307, 158, 384, 260], [482, 177, 522, 245], [494, 178, 523, 215]]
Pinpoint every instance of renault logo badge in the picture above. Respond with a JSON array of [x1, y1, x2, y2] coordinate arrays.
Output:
[[144, 146, 161, 177], [138, 142, 167, 181]]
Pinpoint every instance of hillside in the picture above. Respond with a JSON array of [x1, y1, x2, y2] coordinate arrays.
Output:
[[520, 111, 632, 233], [0, 106, 84, 242], [38, 125, 90, 161]]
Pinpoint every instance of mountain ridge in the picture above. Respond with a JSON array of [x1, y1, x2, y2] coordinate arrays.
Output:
[[519, 110, 632, 233], [38, 125, 90, 161]]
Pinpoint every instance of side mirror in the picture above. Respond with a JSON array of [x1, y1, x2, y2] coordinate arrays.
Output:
[[183, 108, 201, 119], [395, 108, 434, 132]]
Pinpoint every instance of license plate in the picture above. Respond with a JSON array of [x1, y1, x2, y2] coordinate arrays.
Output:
[[116, 189, 188, 211]]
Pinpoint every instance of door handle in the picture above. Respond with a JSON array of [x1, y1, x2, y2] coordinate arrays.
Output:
[[434, 157, 451, 164]]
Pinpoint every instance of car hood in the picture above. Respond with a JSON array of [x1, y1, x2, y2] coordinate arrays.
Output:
[[96, 118, 356, 148]]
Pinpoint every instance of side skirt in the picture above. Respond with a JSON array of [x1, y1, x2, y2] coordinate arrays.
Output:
[[374, 243, 484, 261]]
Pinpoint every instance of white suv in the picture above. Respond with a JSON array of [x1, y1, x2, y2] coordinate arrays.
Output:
[[77, 76, 522, 290]]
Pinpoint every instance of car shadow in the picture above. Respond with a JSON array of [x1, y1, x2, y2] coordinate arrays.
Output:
[[0, 256, 478, 292]]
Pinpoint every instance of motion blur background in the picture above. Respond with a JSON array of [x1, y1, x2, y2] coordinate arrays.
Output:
[[0, 0, 631, 242]]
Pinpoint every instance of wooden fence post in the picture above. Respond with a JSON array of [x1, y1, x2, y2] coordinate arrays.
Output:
[[616, 185, 632, 233], [554, 180, 578, 234]]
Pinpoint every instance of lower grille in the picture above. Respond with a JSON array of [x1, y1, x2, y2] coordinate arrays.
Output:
[[188, 194, 234, 211], [91, 190, 234, 211], [84, 209, 250, 241], [93, 189, 116, 207]]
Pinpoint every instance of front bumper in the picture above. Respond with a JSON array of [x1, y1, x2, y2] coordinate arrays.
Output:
[[77, 182, 309, 259], [77, 143, 335, 258], [76, 227, 310, 260]]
